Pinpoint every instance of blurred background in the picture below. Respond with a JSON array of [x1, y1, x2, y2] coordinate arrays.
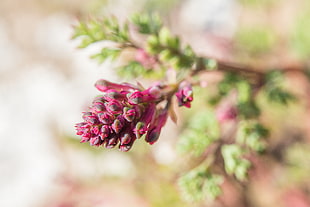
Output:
[[1, 0, 310, 207]]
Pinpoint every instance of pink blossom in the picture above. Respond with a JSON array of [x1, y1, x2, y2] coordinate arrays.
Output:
[[75, 80, 167, 151]]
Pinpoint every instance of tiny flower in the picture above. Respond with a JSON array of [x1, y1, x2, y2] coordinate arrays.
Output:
[[175, 81, 193, 108]]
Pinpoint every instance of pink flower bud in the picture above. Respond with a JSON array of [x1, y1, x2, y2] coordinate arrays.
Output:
[[175, 82, 193, 108], [145, 108, 168, 144], [90, 137, 101, 146], [105, 100, 123, 114], [123, 107, 136, 122], [100, 125, 111, 138], [112, 116, 125, 134], [98, 113, 114, 124], [95, 79, 138, 93], [127, 91, 144, 105]]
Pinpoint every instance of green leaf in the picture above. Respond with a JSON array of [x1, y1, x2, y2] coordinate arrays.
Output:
[[264, 70, 296, 105], [158, 27, 171, 46], [178, 166, 223, 202], [237, 100, 261, 119], [177, 110, 220, 157], [131, 13, 162, 34], [221, 144, 251, 181], [236, 121, 269, 153], [237, 81, 251, 103], [72, 17, 130, 50], [91, 48, 121, 63]]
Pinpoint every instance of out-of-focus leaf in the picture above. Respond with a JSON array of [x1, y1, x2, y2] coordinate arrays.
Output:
[[91, 48, 121, 63], [178, 166, 223, 202], [221, 144, 251, 181], [177, 110, 219, 157]]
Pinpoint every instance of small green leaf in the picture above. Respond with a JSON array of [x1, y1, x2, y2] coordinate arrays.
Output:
[[221, 144, 251, 181], [178, 166, 223, 202], [131, 13, 162, 34], [91, 48, 121, 63], [158, 27, 171, 46], [177, 110, 219, 157]]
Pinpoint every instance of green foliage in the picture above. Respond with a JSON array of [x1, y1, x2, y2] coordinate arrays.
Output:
[[291, 6, 310, 60], [236, 80, 261, 119], [146, 28, 195, 70], [73, 17, 129, 47], [178, 166, 223, 202], [177, 110, 219, 157], [284, 143, 310, 184], [221, 144, 251, 181], [237, 121, 269, 153], [235, 26, 276, 55], [303, 68, 310, 82], [238, 0, 280, 8], [91, 48, 121, 63], [203, 58, 218, 71], [73, 17, 131, 64], [131, 13, 162, 34], [218, 72, 242, 96], [117, 61, 165, 79], [264, 70, 296, 105]]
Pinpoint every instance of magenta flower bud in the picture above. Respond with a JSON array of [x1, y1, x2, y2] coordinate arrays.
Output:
[[91, 125, 100, 135], [119, 144, 132, 152], [103, 90, 127, 101], [92, 102, 105, 113], [90, 137, 101, 146], [98, 112, 113, 124], [133, 105, 143, 119], [105, 100, 123, 114], [112, 116, 125, 134], [82, 112, 93, 119], [123, 107, 136, 122], [175, 82, 193, 108], [120, 133, 132, 145], [100, 125, 111, 138], [134, 122, 146, 139], [80, 136, 91, 143], [95, 79, 139, 93], [145, 108, 168, 144], [105, 137, 118, 148], [127, 91, 144, 105], [92, 96, 106, 105], [145, 127, 160, 145], [82, 113, 99, 125]]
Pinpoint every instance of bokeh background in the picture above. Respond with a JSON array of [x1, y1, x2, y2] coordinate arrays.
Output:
[[1, 0, 310, 207]]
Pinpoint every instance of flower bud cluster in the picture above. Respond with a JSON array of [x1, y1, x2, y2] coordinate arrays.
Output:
[[75, 79, 168, 151]]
